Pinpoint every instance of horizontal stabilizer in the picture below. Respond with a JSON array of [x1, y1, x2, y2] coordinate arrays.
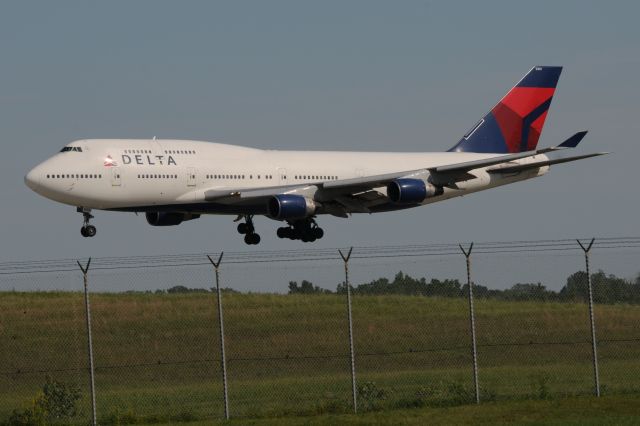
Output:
[[558, 131, 588, 148]]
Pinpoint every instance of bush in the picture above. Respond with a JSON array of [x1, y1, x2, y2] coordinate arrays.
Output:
[[310, 398, 349, 416], [6, 377, 81, 425], [357, 382, 388, 411], [530, 373, 552, 400]]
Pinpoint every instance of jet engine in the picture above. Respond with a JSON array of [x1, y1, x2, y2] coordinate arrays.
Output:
[[387, 178, 443, 203], [145, 212, 200, 226], [267, 195, 317, 220]]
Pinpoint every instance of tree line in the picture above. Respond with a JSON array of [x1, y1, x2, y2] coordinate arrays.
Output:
[[289, 270, 640, 304], [151, 269, 640, 304]]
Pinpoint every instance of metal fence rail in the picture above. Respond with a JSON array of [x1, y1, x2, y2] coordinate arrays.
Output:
[[1, 238, 639, 423]]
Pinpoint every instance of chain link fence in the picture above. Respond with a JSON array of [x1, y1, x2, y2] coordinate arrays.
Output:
[[1, 238, 640, 424]]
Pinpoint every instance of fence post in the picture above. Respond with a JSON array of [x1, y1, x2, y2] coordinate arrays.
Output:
[[459, 243, 480, 404], [207, 253, 230, 420], [577, 238, 601, 397], [77, 258, 97, 426], [339, 247, 357, 414]]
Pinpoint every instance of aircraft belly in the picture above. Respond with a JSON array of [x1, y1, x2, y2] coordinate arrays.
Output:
[[107, 202, 269, 215]]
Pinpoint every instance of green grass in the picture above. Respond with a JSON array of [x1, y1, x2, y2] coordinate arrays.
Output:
[[146, 395, 640, 425], [1, 292, 639, 424]]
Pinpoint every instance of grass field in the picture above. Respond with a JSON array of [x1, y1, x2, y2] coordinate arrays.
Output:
[[158, 395, 640, 425], [1, 292, 639, 424]]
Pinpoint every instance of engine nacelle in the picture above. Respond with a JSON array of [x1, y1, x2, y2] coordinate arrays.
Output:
[[145, 212, 200, 226], [387, 178, 443, 203], [267, 195, 317, 220]]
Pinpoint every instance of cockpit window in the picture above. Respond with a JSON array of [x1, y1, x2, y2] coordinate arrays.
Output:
[[60, 146, 83, 152]]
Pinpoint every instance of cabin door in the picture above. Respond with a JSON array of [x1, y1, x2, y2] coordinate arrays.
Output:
[[111, 168, 121, 186], [277, 167, 288, 185], [187, 167, 197, 187]]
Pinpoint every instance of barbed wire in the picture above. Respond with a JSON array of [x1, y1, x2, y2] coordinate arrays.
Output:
[[1, 237, 640, 276]]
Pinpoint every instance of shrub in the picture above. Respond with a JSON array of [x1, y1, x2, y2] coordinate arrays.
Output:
[[530, 373, 552, 400], [6, 377, 81, 425], [357, 382, 388, 411]]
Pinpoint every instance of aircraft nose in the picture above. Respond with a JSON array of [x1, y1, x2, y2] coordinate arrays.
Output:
[[24, 166, 41, 191]]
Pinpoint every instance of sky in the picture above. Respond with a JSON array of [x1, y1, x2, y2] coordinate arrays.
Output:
[[1, 1, 639, 264]]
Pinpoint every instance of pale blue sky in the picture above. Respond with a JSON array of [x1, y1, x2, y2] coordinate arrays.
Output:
[[1, 1, 639, 261]]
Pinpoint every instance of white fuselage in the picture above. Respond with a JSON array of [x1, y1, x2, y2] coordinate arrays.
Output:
[[25, 139, 549, 214]]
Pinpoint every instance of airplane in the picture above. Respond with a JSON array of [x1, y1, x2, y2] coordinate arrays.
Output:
[[25, 66, 606, 245]]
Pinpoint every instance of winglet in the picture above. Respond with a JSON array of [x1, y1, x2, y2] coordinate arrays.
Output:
[[558, 131, 588, 148]]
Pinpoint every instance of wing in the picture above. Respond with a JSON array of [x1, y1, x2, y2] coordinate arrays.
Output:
[[202, 132, 604, 215], [487, 152, 607, 174]]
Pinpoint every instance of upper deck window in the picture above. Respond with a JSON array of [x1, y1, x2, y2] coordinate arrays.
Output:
[[60, 146, 83, 153]]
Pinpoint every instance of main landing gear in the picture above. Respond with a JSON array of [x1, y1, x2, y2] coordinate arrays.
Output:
[[77, 207, 97, 238], [277, 219, 324, 243], [236, 215, 261, 245]]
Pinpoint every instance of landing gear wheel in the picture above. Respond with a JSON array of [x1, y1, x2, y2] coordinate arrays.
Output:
[[238, 215, 260, 244], [244, 233, 261, 245], [284, 219, 324, 242], [237, 223, 249, 234], [277, 227, 289, 239], [85, 225, 97, 237], [78, 208, 96, 238]]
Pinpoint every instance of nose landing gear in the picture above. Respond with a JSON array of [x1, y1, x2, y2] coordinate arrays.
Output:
[[78, 207, 97, 238], [236, 215, 261, 245]]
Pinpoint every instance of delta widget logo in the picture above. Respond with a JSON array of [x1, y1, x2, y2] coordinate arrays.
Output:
[[103, 155, 118, 167]]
